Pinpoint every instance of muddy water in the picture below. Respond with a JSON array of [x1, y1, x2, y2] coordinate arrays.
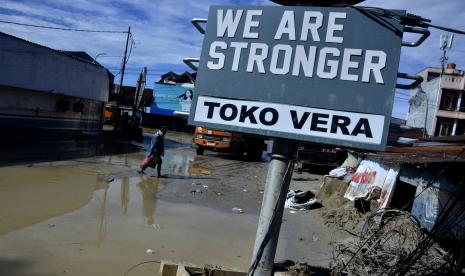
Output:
[[0, 133, 340, 276], [0, 138, 257, 276]]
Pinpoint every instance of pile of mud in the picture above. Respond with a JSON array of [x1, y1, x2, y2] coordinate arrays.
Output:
[[316, 176, 379, 233]]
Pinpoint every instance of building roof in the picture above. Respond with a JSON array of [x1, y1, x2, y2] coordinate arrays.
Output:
[[59, 51, 101, 66], [367, 144, 465, 164], [0, 31, 104, 68], [158, 71, 196, 84]]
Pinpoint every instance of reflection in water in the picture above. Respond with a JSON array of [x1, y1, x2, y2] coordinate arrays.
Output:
[[0, 165, 98, 235], [121, 179, 129, 215], [0, 144, 211, 238], [166, 154, 211, 178], [137, 178, 159, 225], [98, 185, 109, 246]]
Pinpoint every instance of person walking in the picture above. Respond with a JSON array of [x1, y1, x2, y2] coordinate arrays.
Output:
[[138, 126, 167, 177]]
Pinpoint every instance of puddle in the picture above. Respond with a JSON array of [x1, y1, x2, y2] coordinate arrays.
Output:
[[0, 140, 248, 276]]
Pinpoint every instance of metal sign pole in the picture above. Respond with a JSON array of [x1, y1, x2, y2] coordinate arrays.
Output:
[[249, 3, 364, 275], [250, 139, 295, 275]]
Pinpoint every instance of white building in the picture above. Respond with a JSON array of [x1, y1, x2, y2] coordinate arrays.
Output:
[[406, 63, 465, 137]]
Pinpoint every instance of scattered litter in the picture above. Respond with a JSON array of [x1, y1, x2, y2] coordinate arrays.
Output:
[[191, 189, 202, 195], [216, 192, 223, 196], [48, 223, 55, 228], [298, 236, 306, 241], [202, 185, 208, 189], [289, 210, 296, 214], [285, 190, 322, 211], [259, 190, 264, 194], [145, 249, 157, 254], [106, 177, 114, 183], [328, 167, 347, 178], [242, 188, 248, 193], [151, 224, 161, 230], [311, 234, 318, 241], [232, 207, 244, 214]]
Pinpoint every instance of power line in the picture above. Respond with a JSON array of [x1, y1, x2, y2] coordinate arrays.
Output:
[[0, 20, 127, 33]]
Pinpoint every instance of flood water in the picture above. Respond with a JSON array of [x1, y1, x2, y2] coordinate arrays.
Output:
[[0, 132, 337, 275], [0, 135, 258, 276]]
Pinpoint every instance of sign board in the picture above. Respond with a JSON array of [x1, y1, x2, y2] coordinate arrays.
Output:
[[189, 6, 405, 151], [151, 83, 194, 116]]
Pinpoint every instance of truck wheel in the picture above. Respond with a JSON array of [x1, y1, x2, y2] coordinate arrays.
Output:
[[196, 147, 204, 155]]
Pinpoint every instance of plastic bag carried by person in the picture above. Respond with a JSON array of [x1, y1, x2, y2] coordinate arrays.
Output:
[[140, 155, 156, 170]]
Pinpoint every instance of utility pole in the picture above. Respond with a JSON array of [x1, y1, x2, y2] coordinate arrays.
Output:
[[116, 26, 131, 110]]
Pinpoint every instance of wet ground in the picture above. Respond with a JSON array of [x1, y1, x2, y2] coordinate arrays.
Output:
[[0, 131, 342, 276]]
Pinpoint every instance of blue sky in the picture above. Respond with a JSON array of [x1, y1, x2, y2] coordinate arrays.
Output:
[[1, 0, 464, 119]]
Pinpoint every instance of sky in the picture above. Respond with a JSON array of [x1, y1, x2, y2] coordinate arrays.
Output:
[[1, 0, 464, 119]]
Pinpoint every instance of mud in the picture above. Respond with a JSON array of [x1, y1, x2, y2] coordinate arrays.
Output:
[[0, 131, 344, 276]]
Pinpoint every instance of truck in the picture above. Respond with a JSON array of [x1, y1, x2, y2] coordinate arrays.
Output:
[[193, 126, 266, 161]]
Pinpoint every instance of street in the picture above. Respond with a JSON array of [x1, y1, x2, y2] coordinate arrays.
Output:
[[0, 131, 341, 276]]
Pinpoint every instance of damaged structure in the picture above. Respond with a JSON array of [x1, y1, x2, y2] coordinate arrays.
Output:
[[320, 140, 465, 274]]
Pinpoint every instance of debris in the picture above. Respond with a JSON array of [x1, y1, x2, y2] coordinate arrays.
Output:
[[344, 160, 399, 206], [151, 224, 161, 230], [232, 207, 244, 214], [191, 189, 202, 195], [242, 188, 248, 193], [145, 249, 157, 254], [328, 167, 347, 178], [286, 263, 313, 276], [107, 177, 114, 183], [285, 190, 322, 211], [321, 201, 377, 232], [311, 234, 318, 241], [332, 209, 452, 275], [202, 184, 208, 189]]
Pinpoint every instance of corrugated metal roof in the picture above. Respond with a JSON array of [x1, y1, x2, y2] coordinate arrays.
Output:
[[367, 144, 465, 164], [0, 31, 104, 68]]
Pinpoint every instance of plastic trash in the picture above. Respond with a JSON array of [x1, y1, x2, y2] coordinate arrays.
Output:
[[328, 167, 347, 178], [285, 189, 322, 211], [232, 207, 244, 214], [145, 249, 156, 254]]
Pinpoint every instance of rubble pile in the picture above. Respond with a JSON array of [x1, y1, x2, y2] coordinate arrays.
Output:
[[331, 209, 452, 275]]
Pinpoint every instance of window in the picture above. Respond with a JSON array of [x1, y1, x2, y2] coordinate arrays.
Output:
[[455, 120, 465, 135], [435, 118, 455, 136], [440, 90, 459, 111]]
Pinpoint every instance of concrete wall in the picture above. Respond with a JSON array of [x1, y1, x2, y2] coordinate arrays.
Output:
[[0, 86, 103, 134], [0, 33, 109, 102], [406, 78, 440, 136]]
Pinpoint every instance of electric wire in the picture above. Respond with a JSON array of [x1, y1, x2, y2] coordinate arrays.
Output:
[[341, 147, 465, 274], [0, 19, 128, 33]]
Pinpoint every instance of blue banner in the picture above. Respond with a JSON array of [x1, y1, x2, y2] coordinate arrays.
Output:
[[150, 83, 193, 116]]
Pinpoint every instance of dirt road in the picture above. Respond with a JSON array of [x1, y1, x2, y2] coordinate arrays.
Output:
[[0, 131, 340, 275]]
